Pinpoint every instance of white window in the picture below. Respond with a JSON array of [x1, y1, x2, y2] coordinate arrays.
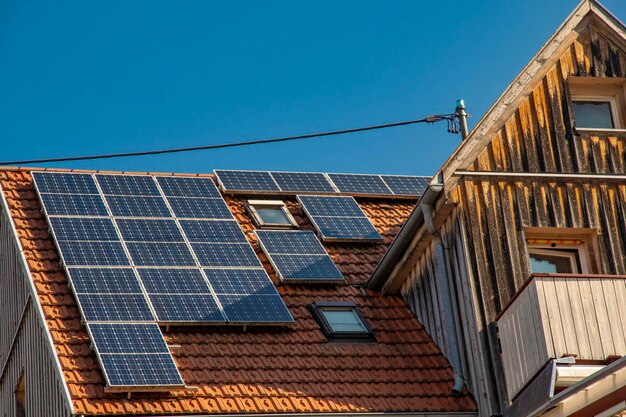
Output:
[[246, 200, 297, 228], [527, 244, 589, 274], [568, 76, 626, 130]]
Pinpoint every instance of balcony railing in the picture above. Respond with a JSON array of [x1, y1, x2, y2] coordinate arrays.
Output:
[[496, 273, 626, 401]]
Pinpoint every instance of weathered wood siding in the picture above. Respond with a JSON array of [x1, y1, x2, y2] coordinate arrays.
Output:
[[497, 275, 626, 400], [0, 196, 72, 416], [401, 22, 626, 416]]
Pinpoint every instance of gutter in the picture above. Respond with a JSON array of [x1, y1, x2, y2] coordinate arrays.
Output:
[[134, 413, 478, 417]]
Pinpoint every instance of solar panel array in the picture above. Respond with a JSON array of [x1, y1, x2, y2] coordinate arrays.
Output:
[[214, 170, 430, 197], [32, 172, 293, 390], [297, 195, 383, 242], [255, 230, 344, 282]]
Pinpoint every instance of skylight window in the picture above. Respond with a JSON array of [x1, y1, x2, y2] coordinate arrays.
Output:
[[310, 302, 373, 340], [246, 200, 297, 228]]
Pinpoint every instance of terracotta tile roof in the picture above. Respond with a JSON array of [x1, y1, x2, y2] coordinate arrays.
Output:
[[0, 167, 476, 416]]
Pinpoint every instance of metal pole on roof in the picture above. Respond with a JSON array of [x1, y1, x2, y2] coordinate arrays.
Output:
[[455, 99, 469, 140]]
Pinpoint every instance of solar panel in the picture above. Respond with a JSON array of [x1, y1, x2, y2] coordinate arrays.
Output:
[[150, 294, 224, 322], [99, 353, 184, 387], [219, 294, 294, 323], [255, 230, 343, 282], [215, 170, 280, 193], [297, 195, 382, 242], [96, 174, 161, 196], [57, 241, 130, 266], [326, 173, 392, 195], [179, 220, 247, 243], [105, 195, 171, 218], [381, 175, 430, 196], [138, 268, 211, 294], [68, 268, 143, 294], [270, 172, 335, 193], [32, 172, 99, 194], [49, 217, 119, 241], [77, 294, 155, 321], [89, 322, 184, 388], [204, 268, 277, 295], [126, 242, 197, 266], [88, 323, 169, 354], [156, 176, 221, 198], [166, 197, 232, 219], [116, 219, 184, 242], [191, 243, 262, 267], [40, 193, 108, 216]]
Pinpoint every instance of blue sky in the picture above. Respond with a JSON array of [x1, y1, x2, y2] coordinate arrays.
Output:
[[1, 1, 625, 176]]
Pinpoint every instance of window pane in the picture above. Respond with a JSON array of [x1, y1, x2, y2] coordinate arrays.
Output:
[[572, 101, 615, 129], [256, 207, 292, 225], [529, 252, 574, 273], [322, 309, 367, 333]]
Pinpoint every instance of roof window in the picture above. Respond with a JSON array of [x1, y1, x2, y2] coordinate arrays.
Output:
[[310, 301, 373, 341], [246, 200, 297, 228]]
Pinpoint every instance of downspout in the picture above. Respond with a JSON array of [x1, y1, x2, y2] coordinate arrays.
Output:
[[420, 201, 464, 395]]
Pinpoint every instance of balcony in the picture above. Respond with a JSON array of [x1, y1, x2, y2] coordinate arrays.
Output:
[[496, 273, 626, 401]]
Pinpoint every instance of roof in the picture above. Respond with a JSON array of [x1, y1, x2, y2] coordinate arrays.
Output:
[[0, 167, 477, 416], [368, 0, 626, 292]]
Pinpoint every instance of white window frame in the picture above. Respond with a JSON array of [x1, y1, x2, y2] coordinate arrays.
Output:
[[246, 199, 297, 228], [571, 95, 621, 129], [527, 244, 589, 274]]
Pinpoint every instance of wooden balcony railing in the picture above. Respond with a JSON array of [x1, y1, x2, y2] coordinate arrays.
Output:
[[496, 273, 626, 401]]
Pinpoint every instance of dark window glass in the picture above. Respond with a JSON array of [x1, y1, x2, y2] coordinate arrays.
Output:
[[572, 101, 615, 129], [256, 206, 292, 225]]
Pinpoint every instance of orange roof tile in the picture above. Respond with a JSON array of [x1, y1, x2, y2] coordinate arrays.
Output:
[[0, 168, 476, 415]]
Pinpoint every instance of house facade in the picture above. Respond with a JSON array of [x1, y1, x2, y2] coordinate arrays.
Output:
[[369, 1, 626, 417]]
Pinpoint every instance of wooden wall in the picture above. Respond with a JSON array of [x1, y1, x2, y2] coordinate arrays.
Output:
[[0, 196, 72, 416], [401, 21, 626, 416]]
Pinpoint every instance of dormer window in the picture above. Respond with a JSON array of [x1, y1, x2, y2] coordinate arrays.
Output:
[[571, 99, 617, 129], [246, 200, 297, 228], [569, 76, 626, 130]]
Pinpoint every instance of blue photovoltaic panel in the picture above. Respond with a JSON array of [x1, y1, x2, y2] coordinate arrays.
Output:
[[296, 196, 364, 217], [156, 176, 221, 198], [268, 254, 343, 281], [105, 195, 171, 218], [214, 170, 280, 192], [381, 175, 430, 196], [78, 294, 155, 322], [179, 220, 247, 243], [327, 173, 392, 195], [255, 230, 343, 282], [204, 268, 276, 295], [297, 195, 382, 242], [314, 217, 382, 241], [270, 172, 335, 193], [138, 268, 212, 294], [99, 353, 184, 387], [57, 241, 130, 266], [88, 323, 169, 354], [192, 243, 261, 267], [32, 172, 99, 194], [126, 242, 196, 266], [116, 219, 184, 242], [40, 193, 108, 216], [166, 197, 232, 219], [49, 217, 118, 241], [96, 174, 161, 196], [149, 294, 224, 322], [255, 230, 326, 255], [219, 294, 293, 323], [68, 268, 143, 294]]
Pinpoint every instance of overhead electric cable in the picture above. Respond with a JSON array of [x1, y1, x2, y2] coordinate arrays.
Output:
[[0, 113, 460, 166]]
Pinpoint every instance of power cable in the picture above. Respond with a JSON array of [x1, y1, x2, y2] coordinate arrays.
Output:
[[0, 113, 460, 166]]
